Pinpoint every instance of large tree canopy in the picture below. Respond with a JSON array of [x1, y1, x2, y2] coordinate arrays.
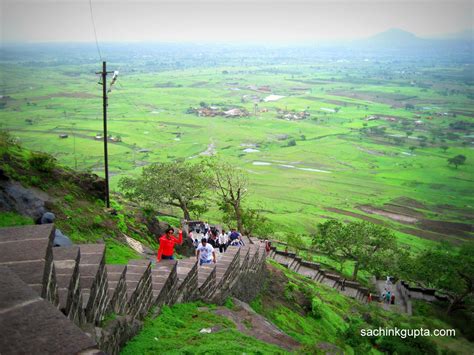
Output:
[[118, 161, 212, 220], [409, 243, 474, 314], [314, 220, 399, 280]]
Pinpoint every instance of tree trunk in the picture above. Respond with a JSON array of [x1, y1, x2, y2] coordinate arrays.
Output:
[[352, 262, 359, 280], [181, 203, 191, 221], [234, 205, 244, 234]]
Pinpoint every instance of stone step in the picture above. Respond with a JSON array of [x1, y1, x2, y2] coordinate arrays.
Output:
[[174, 259, 198, 303], [151, 260, 178, 309], [125, 259, 152, 320], [106, 264, 127, 314], [0, 224, 58, 306], [53, 246, 81, 316], [78, 244, 108, 325], [0, 266, 99, 354]]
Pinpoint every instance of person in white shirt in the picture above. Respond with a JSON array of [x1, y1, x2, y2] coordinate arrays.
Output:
[[218, 230, 228, 253], [196, 238, 216, 266]]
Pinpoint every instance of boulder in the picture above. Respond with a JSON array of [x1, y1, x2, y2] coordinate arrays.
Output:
[[53, 229, 73, 247], [0, 180, 46, 220]]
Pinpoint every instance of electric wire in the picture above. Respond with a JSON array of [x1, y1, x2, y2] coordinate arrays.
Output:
[[88, 0, 103, 61]]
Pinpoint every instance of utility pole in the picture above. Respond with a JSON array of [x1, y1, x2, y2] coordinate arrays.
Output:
[[96, 61, 118, 209]]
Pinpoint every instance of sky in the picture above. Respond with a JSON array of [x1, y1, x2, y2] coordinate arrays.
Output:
[[1, 0, 473, 43]]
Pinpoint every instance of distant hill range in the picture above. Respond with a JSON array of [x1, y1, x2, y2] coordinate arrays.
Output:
[[349, 28, 473, 57], [363, 28, 473, 45], [368, 28, 420, 45]]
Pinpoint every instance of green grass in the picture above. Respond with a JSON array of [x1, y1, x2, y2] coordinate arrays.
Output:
[[120, 302, 286, 355], [0, 212, 34, 228], [105, 238, 140, 264]]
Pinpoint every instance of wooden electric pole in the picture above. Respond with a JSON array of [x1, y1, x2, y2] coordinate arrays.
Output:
[[96, 61, 116, 208]]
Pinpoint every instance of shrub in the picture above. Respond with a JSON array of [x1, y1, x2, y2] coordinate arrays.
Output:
[[29, 152, 55, 173], [224, 297, 235, 310], [93, 215, 103, 226], [378, 335, 438, 355], [340, 317, 372, 351], [284, 281, 297, 301], [310, 297, 323, 319], [64, 194, 75, 203]]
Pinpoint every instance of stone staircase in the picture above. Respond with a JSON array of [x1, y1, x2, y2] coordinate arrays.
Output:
[[0, 224, 267, 355], [269, 248, 369, 303]]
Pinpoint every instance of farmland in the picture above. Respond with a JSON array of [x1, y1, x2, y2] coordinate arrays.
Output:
[[1, 44, 473, 250]]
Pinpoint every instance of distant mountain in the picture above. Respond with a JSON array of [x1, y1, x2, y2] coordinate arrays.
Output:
[[369, 28, 419, 41], [366, 28, 421, 45]]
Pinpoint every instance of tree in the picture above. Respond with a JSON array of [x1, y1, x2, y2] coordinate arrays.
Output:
[[448, 154, 466, 169], [241, 207, 274, 238], [286, 233, 304, 255], [440, 145, 449, 153], [207, 158, 248, 233], [118, 161, 211, 220], [314, 220, 398, 280], [409, 146, 417, 153], [409, 244, 474, 314]]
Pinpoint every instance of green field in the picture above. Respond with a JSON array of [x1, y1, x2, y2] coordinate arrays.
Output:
[[1, 46, 473, 250]]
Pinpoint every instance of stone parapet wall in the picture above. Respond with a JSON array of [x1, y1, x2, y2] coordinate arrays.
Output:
[[270, 248, 369, 303]]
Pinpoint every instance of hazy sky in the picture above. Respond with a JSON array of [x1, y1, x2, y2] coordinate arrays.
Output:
[[1, 0, 473, 43]]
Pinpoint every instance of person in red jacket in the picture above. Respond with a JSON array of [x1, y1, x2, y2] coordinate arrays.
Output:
[[157, 227, 182, 261]]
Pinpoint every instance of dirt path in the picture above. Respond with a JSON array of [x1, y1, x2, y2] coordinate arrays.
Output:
[[214, 298, 300, 351]]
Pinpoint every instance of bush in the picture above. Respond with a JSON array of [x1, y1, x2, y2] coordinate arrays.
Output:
[[224, 297, 235, 310], [29, 152, 55, 173], [284, 282, 297, 301], [378, 335, 438, 355], [64, 194, 75, 203], [287, 139, 296, 147], [340, 317, 372, 351], [310, 297, 323, 319]]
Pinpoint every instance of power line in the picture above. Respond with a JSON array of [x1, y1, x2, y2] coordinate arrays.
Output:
[[115, 80, 151, 120], [88, 0, 103, 61]]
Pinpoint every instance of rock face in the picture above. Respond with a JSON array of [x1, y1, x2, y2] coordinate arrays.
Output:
[[0, 224, 267, 355], [0, 180, 46, 220]]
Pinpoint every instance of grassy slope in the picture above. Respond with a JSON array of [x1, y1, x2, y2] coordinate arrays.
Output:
[[120, 302, 286, 355]]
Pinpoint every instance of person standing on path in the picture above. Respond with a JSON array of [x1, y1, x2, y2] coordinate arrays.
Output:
[[218, 230, 228, 253], [196, 238, 217, 266], [157, 227, 183, 261], [265, 240, 271, 255]]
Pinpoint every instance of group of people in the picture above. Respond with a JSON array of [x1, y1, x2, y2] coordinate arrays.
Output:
[[190, 225, 245, 251], [381, 276, 396, 305], [155, 224, 246, 267]]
